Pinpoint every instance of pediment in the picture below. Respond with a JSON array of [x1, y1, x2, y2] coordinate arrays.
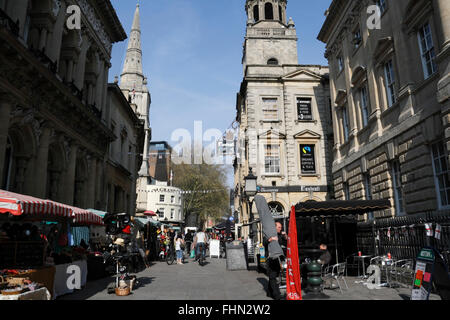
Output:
[[282, 69, 323, 82], [403, 0, 432, 33], [351, 66, 367, 87], [373, 37, 394, 65], [293, 130, 321, 140], [335, 89, 347, 106], [258, 129, 286, 140]]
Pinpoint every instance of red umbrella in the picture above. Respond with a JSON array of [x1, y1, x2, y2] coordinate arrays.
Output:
[[144, 210, 157, 217]]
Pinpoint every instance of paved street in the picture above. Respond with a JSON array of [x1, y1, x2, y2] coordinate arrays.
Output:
[[58, 257, 271, 300], [58, 257, 441, 300]]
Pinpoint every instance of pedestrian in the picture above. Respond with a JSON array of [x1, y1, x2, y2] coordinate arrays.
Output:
[[318, 243, 332, 266], [263, 221, 287, 300], [175, 234, 184, 265]]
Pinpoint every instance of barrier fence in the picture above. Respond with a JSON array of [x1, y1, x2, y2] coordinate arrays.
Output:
[[357, 210, 450, 265]]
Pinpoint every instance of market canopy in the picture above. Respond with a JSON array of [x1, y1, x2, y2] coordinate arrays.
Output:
[[0, 190, 104, 225], [213, 220, 235, 230], [87, 209, 107, 218], [69, 206, 104, 226], [295, 199, 391, 218], [0, 189, 74, 218]]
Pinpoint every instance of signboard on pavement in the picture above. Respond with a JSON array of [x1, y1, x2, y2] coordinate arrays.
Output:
[[411, 247, 435, 300]]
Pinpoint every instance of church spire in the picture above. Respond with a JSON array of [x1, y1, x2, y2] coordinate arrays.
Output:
[[120, 3, 144, 91]]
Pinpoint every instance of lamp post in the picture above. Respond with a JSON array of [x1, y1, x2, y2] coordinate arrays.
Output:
[[244, 167, 258, 241]]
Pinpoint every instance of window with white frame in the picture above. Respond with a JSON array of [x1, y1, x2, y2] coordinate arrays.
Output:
[[360, 86, 370, 127], [159, 194, 165, 203], [264, 144, 280, 174], [171, 195, 175, 203], [418, 22, 437, 79], [158, 208, 165, 218], [431, 141, 450, 208], [342, 105, 350, 142], [343, 182, 350, 200], [337, 54, 344, 73], [391, 160, 405, 216], [353, 27, 362, 49], [170, 208, 175, 220], [377, 0, 386, 14], [384, 60, 396, 107], [262, 98, 278, 121]]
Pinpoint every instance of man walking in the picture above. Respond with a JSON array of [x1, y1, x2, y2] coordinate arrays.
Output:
[[263, 222, 287, 300]]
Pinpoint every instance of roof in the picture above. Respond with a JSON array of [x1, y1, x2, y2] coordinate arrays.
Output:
[[317, 0, 348, 43], [295, 199, 391, 217]]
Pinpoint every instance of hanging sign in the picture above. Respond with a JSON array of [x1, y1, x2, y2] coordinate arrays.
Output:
[[411, 247, 435, 300]]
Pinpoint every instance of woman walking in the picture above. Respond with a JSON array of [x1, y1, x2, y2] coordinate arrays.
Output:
[[175, 234, 184, 265]]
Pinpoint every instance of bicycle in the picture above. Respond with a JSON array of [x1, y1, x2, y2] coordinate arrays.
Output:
[[197, 243, 207, 266], [166, 244, 175, 265]]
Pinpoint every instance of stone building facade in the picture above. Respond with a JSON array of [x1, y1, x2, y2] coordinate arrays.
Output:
[[0, 0, 144, 214], [105, 83, 144, 215], [234, 0, 334, 240], [318, 0, 450, 221]]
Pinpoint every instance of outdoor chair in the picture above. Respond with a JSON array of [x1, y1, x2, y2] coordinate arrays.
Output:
[[389, 259, 414, 288], [369, 256, 390, 285], [322, 262, 348, 294]]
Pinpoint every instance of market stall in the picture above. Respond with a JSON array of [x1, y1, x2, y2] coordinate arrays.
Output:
[[0, 189, 104, 299]]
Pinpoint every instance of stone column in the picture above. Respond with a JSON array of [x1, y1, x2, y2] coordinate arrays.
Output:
[[14, 157, 28, 194], [86, 155, 97, 208], [67, 60, 74, 83], [64, 143, 78, 205], [435, 0, 450, 51], [0, 96, 13, 185], [33, 126, 52, 198], [39, 28, 48, 51]]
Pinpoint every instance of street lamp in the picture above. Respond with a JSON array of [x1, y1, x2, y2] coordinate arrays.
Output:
[[244, 167, 258, 241]]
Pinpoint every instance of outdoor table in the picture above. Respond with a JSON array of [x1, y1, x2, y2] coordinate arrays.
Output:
[[354, 255, 372, 281], [0, 287, 51, 300]]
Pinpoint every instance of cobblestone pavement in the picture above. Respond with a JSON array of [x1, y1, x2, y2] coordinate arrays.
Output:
[[58, 257, 441, 300]]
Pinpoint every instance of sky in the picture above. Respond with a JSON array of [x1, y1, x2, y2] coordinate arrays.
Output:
[[108, 0, 332, 187]]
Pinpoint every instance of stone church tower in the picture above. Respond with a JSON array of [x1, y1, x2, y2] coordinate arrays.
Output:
[[119, 3, 152, 212], [234, 0, 334, 240]]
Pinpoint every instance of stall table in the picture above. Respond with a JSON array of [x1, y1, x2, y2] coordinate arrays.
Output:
[[0, 287, 51, 300]]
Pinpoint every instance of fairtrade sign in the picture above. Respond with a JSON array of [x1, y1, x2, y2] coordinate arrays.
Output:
[[411, 248, 435, 300], [300, 145, 316, 174]]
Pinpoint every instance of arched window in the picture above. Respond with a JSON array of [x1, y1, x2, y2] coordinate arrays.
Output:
[[265, 3, 273, 20], [268, 202, 285, 217], [253, 5, 259, 22], [267, 58, 279, 65]]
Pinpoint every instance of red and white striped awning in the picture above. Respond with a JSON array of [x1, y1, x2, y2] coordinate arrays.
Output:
[[0, 189, 74, 218], [0, 190, 104, 225]]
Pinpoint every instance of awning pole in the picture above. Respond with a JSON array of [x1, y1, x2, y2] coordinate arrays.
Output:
[[333, 217, 339, 264]]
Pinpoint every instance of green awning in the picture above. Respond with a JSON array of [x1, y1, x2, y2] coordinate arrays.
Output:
[[87, 209, 108, 218], [135, 217, 161, 228]]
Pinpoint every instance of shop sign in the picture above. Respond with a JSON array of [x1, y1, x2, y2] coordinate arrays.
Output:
[[300, 145, 316, 174]]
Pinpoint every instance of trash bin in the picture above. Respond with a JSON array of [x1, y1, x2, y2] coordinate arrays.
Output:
[[226, 241, 248, 271]]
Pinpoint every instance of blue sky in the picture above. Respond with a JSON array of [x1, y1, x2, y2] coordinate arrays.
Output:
[[108, 0, 331, 186]]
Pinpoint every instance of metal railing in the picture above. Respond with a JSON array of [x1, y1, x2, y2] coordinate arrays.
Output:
[[357, 210, 450, 263]]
